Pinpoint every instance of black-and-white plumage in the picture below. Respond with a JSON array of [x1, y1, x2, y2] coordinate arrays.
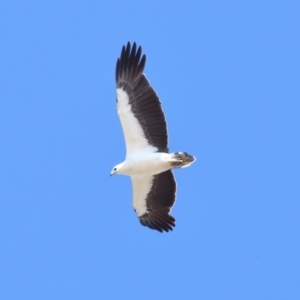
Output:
[[110, 42, 196, 232]]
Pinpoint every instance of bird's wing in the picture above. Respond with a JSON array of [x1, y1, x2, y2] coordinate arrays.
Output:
[[116, 42, 169, 154], [131, 170, 176, 232]]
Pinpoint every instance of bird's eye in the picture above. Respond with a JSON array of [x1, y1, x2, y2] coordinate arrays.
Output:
[[114, 168, 116, 171]]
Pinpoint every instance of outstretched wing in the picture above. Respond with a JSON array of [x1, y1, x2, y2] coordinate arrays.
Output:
[[131, 170, 176, 232], [116, 42, 169, 154]]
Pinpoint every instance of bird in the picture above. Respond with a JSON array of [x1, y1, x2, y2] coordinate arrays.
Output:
[[110, 42, 196, 232]]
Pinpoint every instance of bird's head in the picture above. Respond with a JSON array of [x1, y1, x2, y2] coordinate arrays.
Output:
[[110, 163, 124, 176]]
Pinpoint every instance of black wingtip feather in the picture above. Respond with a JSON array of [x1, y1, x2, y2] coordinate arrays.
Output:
[[116, 42, 146, 85]]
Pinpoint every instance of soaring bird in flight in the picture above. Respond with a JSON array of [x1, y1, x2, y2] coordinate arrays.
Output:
[[110, 42, 196, 232]]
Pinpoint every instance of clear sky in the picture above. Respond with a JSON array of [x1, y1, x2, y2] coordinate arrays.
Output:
[[1, 1, 299, 299]]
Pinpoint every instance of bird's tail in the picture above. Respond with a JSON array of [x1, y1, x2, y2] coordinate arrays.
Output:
[[170, 152, 196, 168]]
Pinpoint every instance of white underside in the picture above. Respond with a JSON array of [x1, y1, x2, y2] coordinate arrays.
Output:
[[120, 152, 172, 175], [117, 88, 158, 155], [131, 174, 153, 216]]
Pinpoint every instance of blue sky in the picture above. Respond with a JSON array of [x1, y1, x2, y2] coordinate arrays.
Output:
[[1, 1, 299, 299]]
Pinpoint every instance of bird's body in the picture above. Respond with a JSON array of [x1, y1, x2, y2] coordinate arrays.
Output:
[[111, 42, 196, 232], [115, 152, 172, 176]]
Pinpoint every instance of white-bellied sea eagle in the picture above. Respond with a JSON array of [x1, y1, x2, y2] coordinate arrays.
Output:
[[110, 42, 196, 232]]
